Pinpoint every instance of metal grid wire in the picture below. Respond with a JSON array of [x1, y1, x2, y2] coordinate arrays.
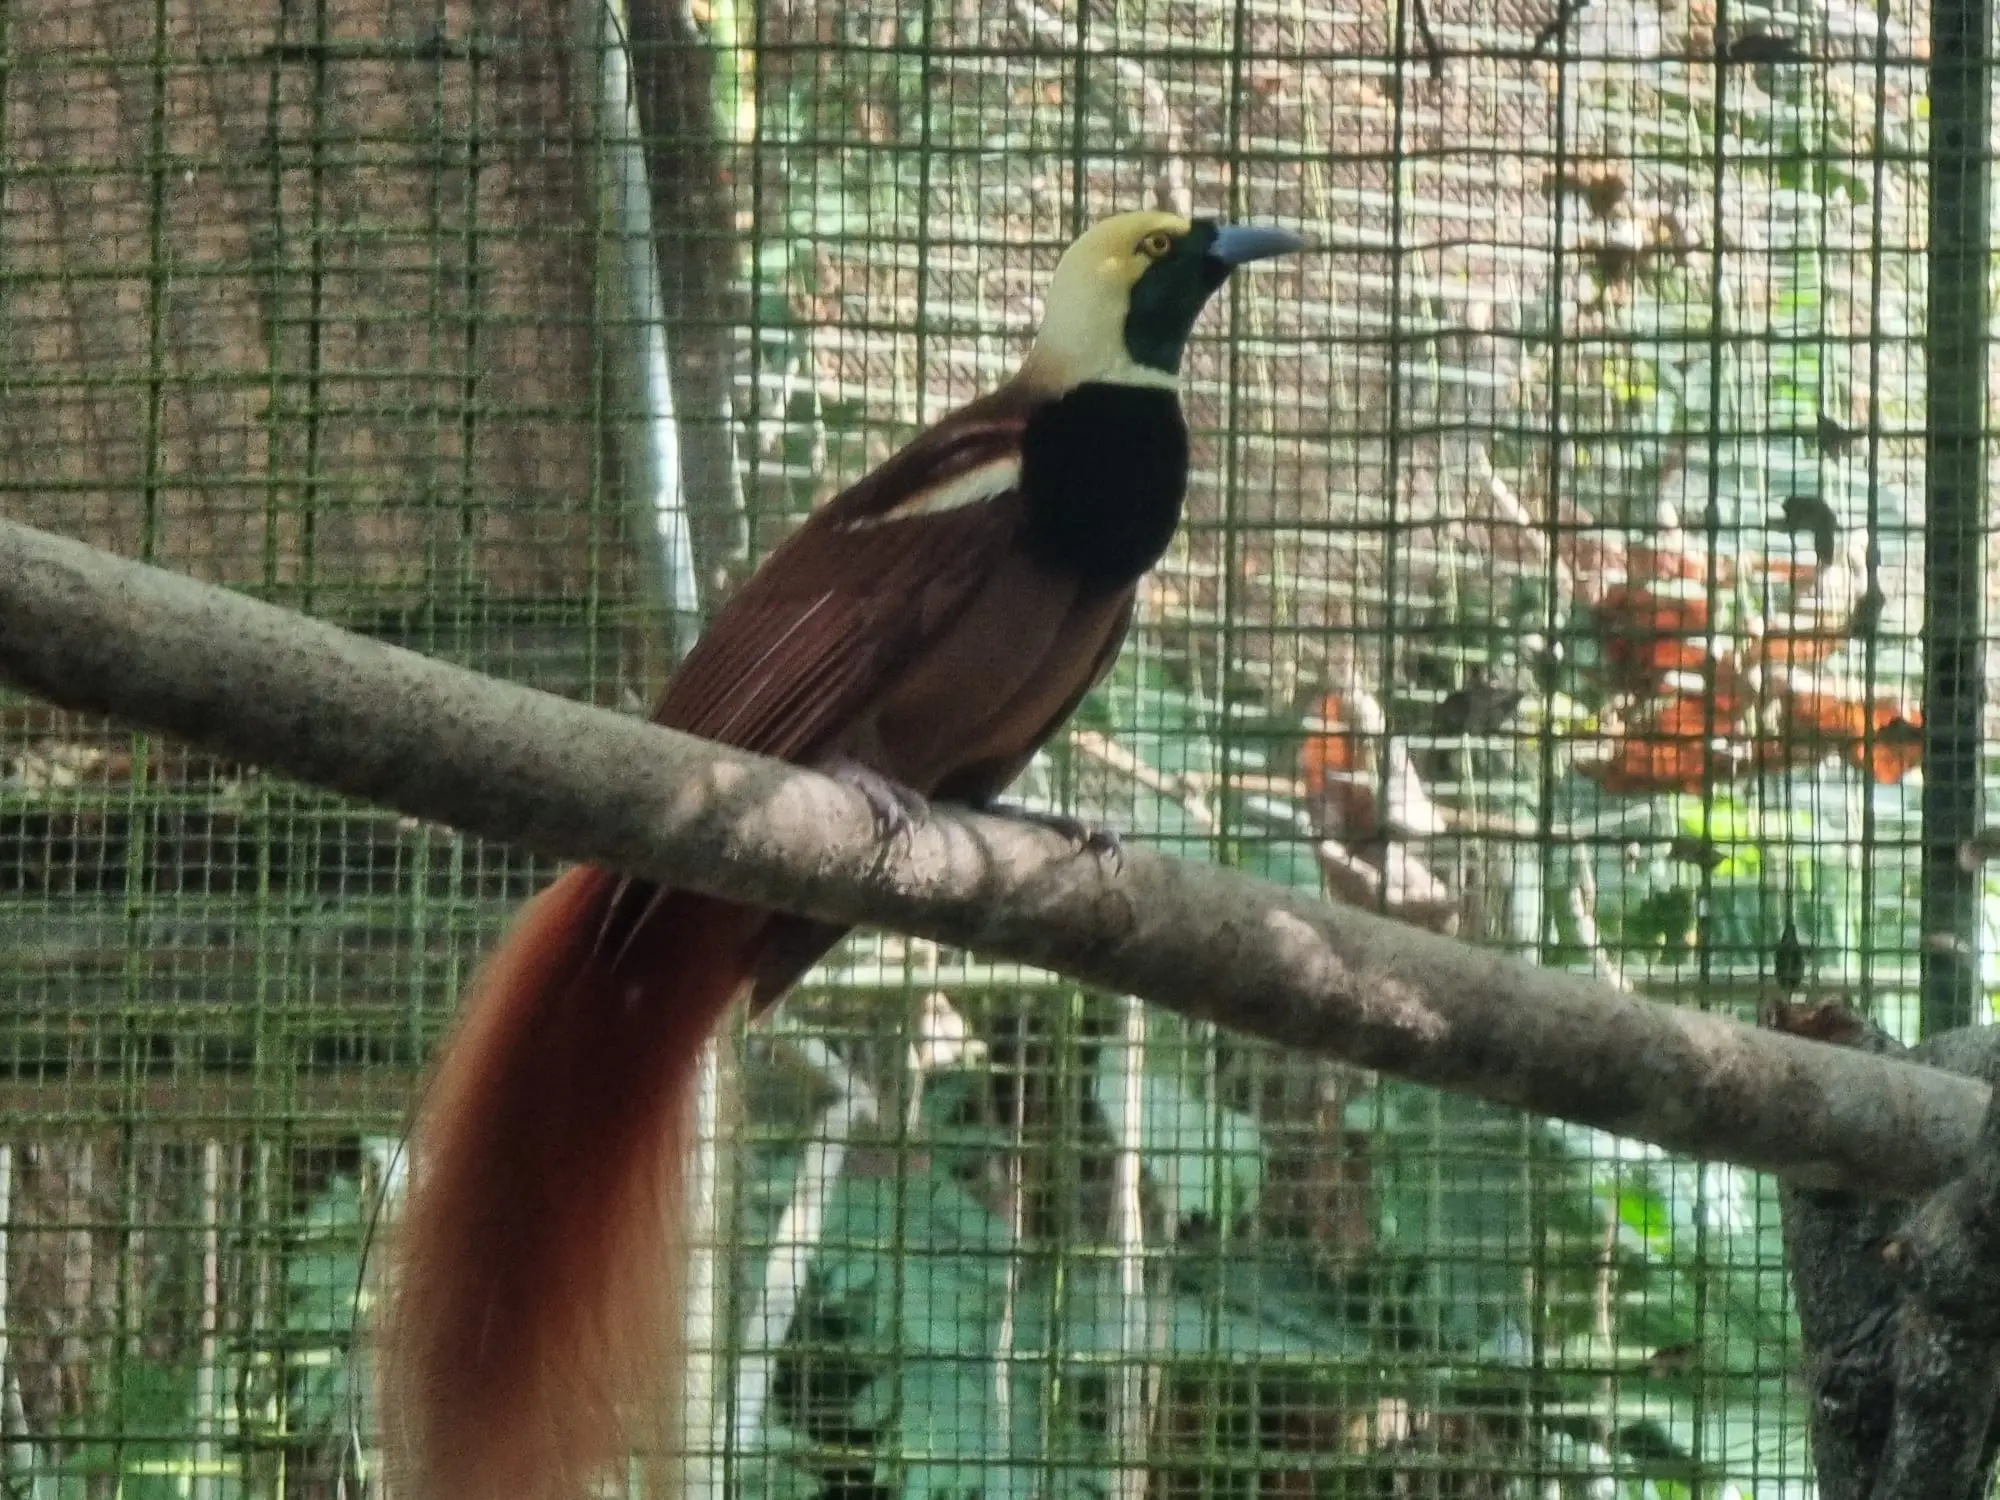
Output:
[[0, 0, 1975, 1494]]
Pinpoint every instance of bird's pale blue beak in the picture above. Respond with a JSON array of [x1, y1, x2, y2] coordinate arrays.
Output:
[[1206, 224, 1312, 267]]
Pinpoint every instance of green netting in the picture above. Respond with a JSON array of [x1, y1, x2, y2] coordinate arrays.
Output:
[[0, 0, 1975, 1495]]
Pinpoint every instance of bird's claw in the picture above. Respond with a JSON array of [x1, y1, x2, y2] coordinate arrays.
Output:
[[981, 801, 1125, 872], [826, 758, 929, 844]]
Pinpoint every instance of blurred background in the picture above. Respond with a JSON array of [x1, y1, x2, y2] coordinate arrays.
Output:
[[0, 0, 1977, 1493]]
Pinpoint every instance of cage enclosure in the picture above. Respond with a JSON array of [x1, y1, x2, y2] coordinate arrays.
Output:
[[0, 0, 1986, 1495]]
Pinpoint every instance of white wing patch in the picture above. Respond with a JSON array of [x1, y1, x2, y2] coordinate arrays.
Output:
[[841, 455, 1020, 530]]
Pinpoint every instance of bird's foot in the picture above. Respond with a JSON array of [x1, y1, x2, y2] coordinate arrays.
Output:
[[978, 800, 1124, 872], [825, 757, 930, 844]]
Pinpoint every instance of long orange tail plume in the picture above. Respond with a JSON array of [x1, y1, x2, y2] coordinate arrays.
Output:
[[383, 867, 761, 1500]]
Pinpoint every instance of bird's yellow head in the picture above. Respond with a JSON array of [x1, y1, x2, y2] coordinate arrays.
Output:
[[1024, 211, 1306, 392]]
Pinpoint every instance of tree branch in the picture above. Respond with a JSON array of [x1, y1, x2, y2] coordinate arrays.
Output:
[[0, 513, 1986, 1199], [1773, 1002, 2000, 1500]]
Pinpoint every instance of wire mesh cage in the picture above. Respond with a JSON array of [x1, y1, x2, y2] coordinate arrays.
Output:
[[0, 0, 1980, 1494]]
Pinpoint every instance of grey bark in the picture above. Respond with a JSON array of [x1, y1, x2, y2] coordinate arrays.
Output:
[[0, 513, 1989, 1201], [1771, 1002, 2000, 1500]]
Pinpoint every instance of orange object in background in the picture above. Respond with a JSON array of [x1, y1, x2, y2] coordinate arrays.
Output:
[[1752, 623, 1846, 671], [1579, 540, 1922, 795], [1780, 680, 1924, 785], [1595, 583, 1711, 694], [1299, 691, 1361, 790], [1299, 689, 1380, 845], [1579, 693, 1731, 795]]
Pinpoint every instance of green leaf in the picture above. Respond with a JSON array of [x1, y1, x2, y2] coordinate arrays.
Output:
[[284, 1172, 373, 1431], [856, 1358, 1041, 1500], [51, 1359, 219, 1500], [815, 1164, 1011, 1355], [1091, 1047, 1264, 1233], [1350, 1084, 1598, 1355], [1156, 1253, 1371, 1362], [733, 1422, 843, 1500]]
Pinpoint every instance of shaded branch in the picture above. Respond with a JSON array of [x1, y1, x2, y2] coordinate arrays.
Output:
[[1771, 1003, 2000, 1500], [0, 513, 1987, 1200]]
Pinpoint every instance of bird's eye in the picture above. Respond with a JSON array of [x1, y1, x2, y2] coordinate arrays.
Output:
[[1137, 230, 1175, 260]]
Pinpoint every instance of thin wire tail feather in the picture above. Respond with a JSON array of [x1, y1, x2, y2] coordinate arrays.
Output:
[[381, 866, 758, 1500]]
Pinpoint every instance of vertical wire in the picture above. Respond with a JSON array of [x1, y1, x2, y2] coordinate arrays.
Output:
[[248, 5, 295, 1421], [110, 0, 179, 1483], [1854, 0, 1898, 1008], [594, 3, 715, 1490], [422, 0, 452, 667], [454, 14, 485, 676], [300, 0, 330, 617], [1690, 7, 1742, 1493], [1528, 12, 1582, 1493], [719, 0, 776, 1479], [1917, 0, 1991, 1034], [305, 13, 350, 1474], [192, 1139, 224, 1500], [0, 1147, 33, 1486], [1216, 0, 1256, 1482], [1376, 0, 1411, 924], [0, 0, 9, 361], [875, 8, 947, 1489]]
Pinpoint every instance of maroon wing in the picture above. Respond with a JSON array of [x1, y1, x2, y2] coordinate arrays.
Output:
[[654, 402, 1034, 761], [586, 400, 1036, 961]]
